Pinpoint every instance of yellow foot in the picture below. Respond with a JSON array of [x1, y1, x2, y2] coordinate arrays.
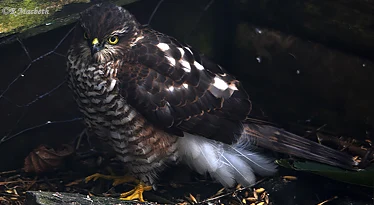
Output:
[[120, 182, 152, 202], [85, 173, 137, 186]]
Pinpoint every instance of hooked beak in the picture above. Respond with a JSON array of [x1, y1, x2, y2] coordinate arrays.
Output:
[[91, 38, 102, 54]]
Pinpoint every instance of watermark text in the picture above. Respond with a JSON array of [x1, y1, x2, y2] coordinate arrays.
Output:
[[2, 7, 49, 16]]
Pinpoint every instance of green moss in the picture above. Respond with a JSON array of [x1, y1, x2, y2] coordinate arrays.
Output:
[[0, 0, 140, 41], [0, 0, 90, 35], [1, 0, 49, 34]]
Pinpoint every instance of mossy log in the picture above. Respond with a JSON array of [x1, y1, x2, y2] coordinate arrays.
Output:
[[0, 0, 141, 43]]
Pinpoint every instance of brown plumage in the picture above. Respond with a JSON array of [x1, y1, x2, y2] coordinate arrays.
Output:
[[67, 3, 356, 189]]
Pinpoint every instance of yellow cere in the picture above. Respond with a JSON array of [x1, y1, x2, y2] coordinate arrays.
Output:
[[92, 38, 99, 45]]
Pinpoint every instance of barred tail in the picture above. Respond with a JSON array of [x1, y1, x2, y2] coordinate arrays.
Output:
[[243, 124, 357, 169]]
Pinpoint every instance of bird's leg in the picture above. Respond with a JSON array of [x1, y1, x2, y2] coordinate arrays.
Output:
[[85, 173, 136, 186], [85, 173, 152, 202]]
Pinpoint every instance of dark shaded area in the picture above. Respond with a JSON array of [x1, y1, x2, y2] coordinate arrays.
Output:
[[0, 0, 374, 204], [235, 0, 374, 60], [1, 147, 373, 205], [231, 24, 374, 140], [1, 160, 373, 205]]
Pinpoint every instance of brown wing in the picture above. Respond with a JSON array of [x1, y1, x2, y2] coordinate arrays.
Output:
[[117, 28, 251, 143]]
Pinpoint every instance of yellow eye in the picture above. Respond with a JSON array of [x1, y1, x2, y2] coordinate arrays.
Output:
[[84, 32, 89, 39], [108, 36, 119, 45]]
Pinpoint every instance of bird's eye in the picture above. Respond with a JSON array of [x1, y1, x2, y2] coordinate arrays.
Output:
[[84, 32, 89, 39], [108, 36, 119, 45]]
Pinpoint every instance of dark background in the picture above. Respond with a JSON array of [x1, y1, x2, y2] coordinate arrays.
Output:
[[0, 0, 373, 204]]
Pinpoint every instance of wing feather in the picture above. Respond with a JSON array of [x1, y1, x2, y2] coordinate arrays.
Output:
[[117, 28, 251, 143]]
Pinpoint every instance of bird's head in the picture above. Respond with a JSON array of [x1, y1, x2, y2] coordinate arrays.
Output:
[[76, 3, 141, 64]]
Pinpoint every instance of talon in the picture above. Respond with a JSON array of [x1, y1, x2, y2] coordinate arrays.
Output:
[[84, 173, 151, 201], [120, 182, 152, 202]]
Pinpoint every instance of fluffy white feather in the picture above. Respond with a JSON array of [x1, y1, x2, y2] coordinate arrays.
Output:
[[177, 132, 277, 187]]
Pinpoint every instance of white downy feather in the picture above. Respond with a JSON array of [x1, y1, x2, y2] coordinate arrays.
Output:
[[177, 132, 277, 187]]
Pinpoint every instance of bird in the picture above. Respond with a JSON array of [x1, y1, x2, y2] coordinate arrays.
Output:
[[66, 2, 356, 201]]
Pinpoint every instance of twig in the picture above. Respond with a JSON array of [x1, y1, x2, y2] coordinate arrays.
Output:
[[147, 0, 165, 26], [317, 133, 373, 160], [0, 170, 19, 175], [202, 178, 267, 203], [25, 177, 38, 191], [0, 177, 65, 186], [317, 196, 338, 205], [184, 0, 215, 41]]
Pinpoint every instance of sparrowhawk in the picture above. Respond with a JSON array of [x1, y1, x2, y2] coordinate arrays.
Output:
[[67, 2, 355, 201]]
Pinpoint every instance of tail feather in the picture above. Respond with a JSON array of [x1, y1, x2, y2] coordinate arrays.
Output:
[[177, 132, 277, 187], [244, 124, 357, 169]]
